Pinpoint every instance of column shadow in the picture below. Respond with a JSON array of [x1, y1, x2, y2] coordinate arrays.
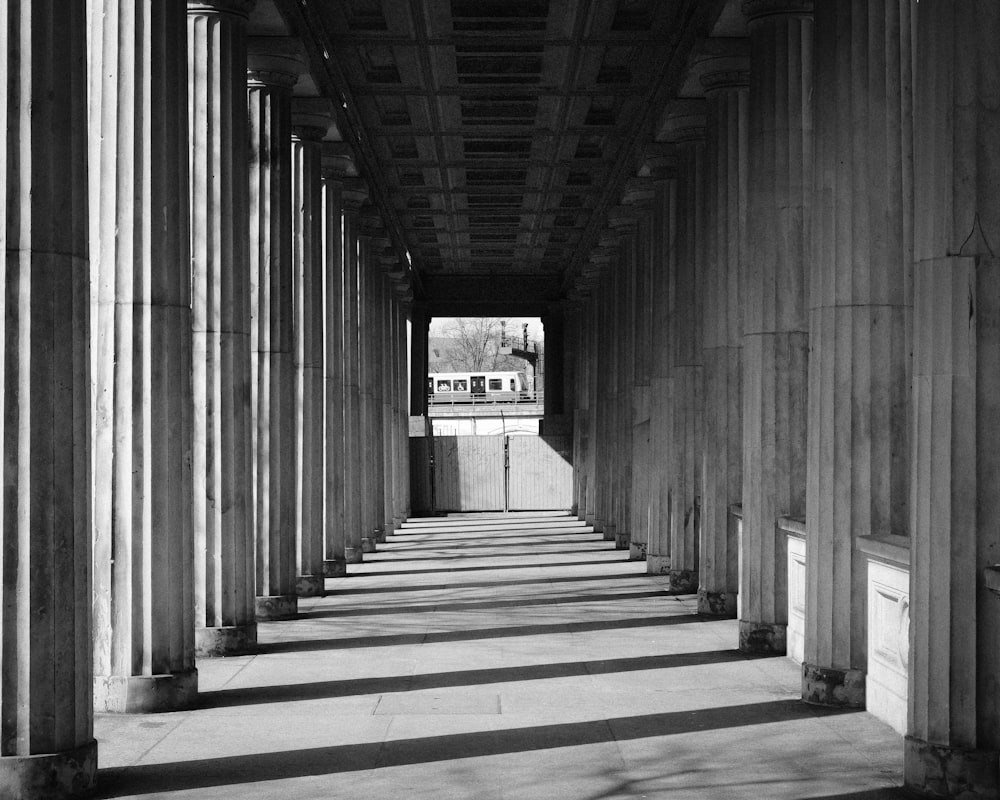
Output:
[[95, 700, 860, 798]]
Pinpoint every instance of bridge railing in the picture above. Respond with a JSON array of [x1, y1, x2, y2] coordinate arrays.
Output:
[[427, 391, 544, 408]]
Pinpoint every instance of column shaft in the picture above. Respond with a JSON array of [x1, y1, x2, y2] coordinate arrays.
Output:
[[647, 158, 678, 574], [739, 0, 813, 653], [188, 1, 257, 655], [906, 2, 1000, 796], [0, 0, 97, 793], [248, 62, 297, 621], [321, 160, 347, 575], [699, 60, 749, 617], [292, 126, 326, 596], [341, 189, 365, 561], [804, 0, 913, 705], [667, 111, 706, 594], [90, 0, 197, 713]]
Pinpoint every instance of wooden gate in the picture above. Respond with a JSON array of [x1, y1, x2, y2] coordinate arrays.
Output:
[[409, 435, 573, 513]]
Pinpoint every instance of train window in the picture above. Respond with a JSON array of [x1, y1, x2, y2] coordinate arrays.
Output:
[[436, 380, 451, 392], [509, 379, 516, 391], [453, 379, 468, 391], [488, 379, 502, 391]]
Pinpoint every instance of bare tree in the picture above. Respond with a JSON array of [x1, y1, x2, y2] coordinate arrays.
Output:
[[437, 317, 524, 372]]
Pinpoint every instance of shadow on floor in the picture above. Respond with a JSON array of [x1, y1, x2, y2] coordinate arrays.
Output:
[[259, 613, 714, 654], [300, 589, 669, 618], [326, 570, 644, 595], [350, 558, 629, 577], [199, 649, 766, 708], [96, 699, 860, 798], [378, 546, 615, 562]]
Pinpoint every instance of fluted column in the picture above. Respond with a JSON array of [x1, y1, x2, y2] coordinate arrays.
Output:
[[341, 183, 367, 562], [321, 150, 350, 576], [664, 102, 707, 594], [699, 50, 749, 617], [625, 184, 655, 560], [739, 0, 813, 654], [646, 150, 679, 575], [803, 0, 913, 707], [247, 45, 299, 621], [358, 205, 382, 550], [0, 3, 96, 795], [89, 0, 197, 713], [410, 303, 430, 418], [291, 102, 330, 597], [188, 0, 257, 656], [377, 244, 401, 535], [905, 3, 1000, 796]]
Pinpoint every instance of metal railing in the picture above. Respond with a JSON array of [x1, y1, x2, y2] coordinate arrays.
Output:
[[427, 391, 544, 408]]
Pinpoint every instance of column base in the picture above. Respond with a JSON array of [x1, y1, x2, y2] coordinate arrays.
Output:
[[196, 623, 257, 657], [905, 736, 999, 799], [361, 537, 377, 553], [0, 739, 97, 800], [614, 530, 631, 550], [602, 522, 616, 542], [344, 546, 363, 564], [646, 554, 671, 575], [668, 568, 698, 593], [801, 662, 865, 707], [375, 528, 386, 544], [628, 541, 647, 561], [323, 558, 348, 577], [585, 514, 597, 529], [738, 620, 787, 655], [94, 668, 198, 713], [296, 574, 325, 597], [255, 594, 298, 620], [697, 588, 737, 617]]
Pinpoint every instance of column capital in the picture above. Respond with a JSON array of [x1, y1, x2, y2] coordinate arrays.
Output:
[[359, 203, 383, 236], [321, 143, 355, 181], [742, 0, 813, 23], [188, 0, 255, 17], [658, 99, 706, 144], [292, 97, 335, 142], [341, 179, 369, 211], [643, 143, 681, 181], [247, 38, 305, 88], [622, 176, 656, 208]]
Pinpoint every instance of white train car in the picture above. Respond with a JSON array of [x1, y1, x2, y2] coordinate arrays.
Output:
[[428, 370, 531, 401]]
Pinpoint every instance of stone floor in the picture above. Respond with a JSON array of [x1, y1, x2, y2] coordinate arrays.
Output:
[[95, 513, 908, 799]]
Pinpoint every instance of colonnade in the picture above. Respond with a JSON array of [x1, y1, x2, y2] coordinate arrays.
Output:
[[569, 2, 1000, 796], [0, 1, 410, 796]]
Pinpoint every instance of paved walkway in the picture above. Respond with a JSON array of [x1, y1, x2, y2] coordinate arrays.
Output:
[[96, 513, 906, 799]]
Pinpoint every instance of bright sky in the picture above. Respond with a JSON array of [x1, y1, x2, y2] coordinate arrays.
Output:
[[429, 316, 543, 340]]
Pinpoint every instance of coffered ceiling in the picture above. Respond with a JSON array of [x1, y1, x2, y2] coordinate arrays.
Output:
[[264, 0, 733, 310]]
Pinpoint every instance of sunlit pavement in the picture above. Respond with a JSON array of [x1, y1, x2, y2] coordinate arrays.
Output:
[[95, 513, 906, 800]]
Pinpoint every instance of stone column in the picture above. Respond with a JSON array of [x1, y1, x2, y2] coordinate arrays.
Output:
[[739, 0, 813, 654], [664, 102, 707, 594], [646, 149, 679, 575], [906, 3, 1000, 796], [803, 0, 913, 707], [542, 305, 566, 419], [410, 302, 430, 417], [394, 285, 413, 520], [0, 3, 97, 794], [607, 212, 636, 550], [698, 49, 749, 617], [247, 44, 299, 621], [188, 0, 257, 656], [89, 0, 197, 713], [377, 243, 401, 535], [341, 183, 367, 562], [358, 205, 382, 550], [321, 150, 350, 576], [291, 101, 331, 597], [625, 183, 655, 560]]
